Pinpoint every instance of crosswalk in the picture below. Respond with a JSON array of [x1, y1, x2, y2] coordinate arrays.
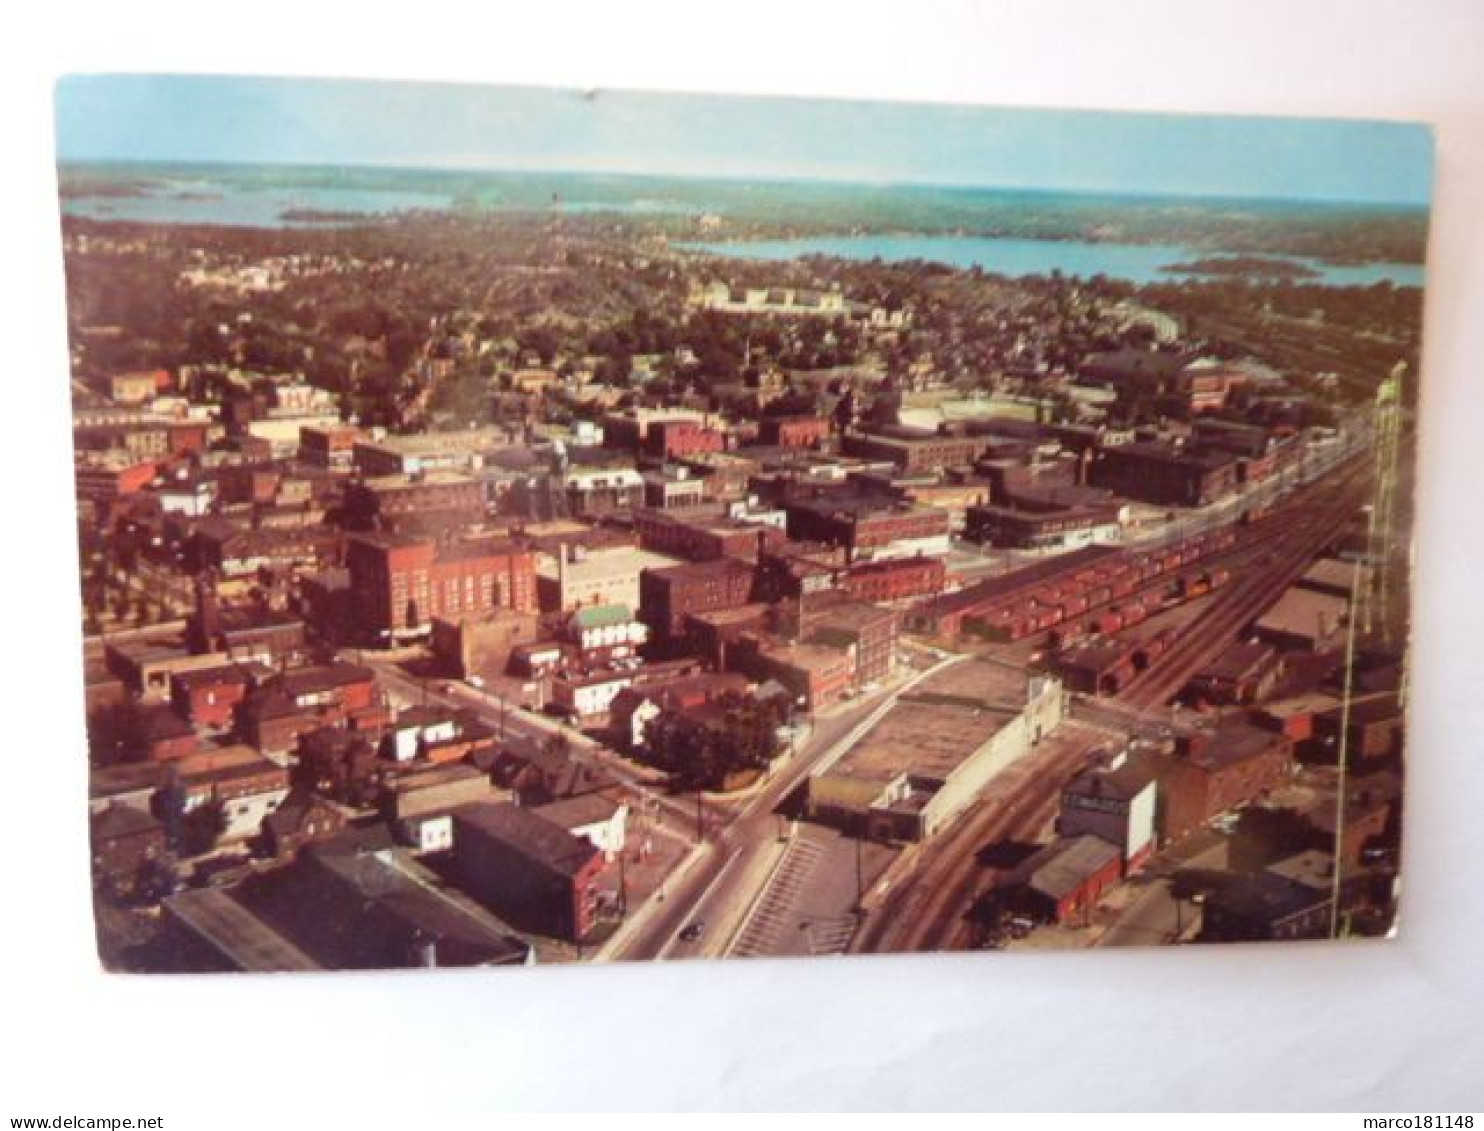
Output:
[[729, 836, 859, 958]]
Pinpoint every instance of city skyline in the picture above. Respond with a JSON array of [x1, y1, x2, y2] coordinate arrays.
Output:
[[55, 74, 1434, 206]]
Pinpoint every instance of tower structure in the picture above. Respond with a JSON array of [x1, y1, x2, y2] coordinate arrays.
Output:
[[1363, 361, 1405, 645]]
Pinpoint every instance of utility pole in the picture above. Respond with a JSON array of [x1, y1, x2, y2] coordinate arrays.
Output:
[[1330, 552, 1365, 940], [854, 834, 865, 913], [618, 850, 628, 918], [695, 790, 704, 844], [1363, 362, 1404, 643]]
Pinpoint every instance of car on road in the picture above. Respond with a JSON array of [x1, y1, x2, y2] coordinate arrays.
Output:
[[678, 921, 704, 943]]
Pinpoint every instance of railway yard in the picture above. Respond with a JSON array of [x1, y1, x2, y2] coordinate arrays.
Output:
[[838, 450, 1390, 956]]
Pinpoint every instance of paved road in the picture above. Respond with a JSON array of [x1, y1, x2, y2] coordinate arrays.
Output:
[[616, 652, 968, 963], [1097, 835, 1228, 948], [357, 646, 963, 963]]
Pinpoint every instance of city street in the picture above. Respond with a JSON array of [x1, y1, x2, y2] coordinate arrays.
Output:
[[610, 649, 968, 962]]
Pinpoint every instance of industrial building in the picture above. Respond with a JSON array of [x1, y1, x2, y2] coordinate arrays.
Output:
[[807, 659, 1066, 842]]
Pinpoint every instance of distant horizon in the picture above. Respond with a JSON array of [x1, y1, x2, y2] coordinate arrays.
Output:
[[54, 75, 1435, 208], [55, 155, 1432, 214]]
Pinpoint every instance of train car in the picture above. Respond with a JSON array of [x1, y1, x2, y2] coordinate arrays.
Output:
[[1092, 610, 1125, 635], [1133, 630, 1175, 671], [1208, 566, 1232, 589], [1182, 573, 1212, 599], [1050, 622, 1089, 651]]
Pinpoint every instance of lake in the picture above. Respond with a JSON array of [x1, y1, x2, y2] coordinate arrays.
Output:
[[60, 175, 710, 228], [682, 234, 1424, 288], [61, 181, 456, 228]]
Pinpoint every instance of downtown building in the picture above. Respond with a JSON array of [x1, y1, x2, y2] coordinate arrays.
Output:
[[345, 531, 538, 644]]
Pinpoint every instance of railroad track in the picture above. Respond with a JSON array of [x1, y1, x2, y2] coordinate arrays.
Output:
[[1118, 462, 1373, 709], [852, 457, 1375, 955], [850, 724, 1104, 955]]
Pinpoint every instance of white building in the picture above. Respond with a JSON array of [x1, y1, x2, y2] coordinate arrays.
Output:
[[534, 794, 629, 860], [1058, 750, 1159, 872], [549, 669, 635, 722], [387, 708, 461, 763], [565, 604, 649, 657]]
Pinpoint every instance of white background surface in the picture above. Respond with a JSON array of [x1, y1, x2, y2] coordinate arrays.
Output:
[[2, 0, 1482, 1113]]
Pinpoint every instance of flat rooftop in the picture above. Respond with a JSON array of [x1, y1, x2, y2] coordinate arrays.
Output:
[[536, 545, 680, 584], [166, 887, 321, 972], [1300, 558, 1372, 594], [817, 659, 1032, 790], [1255, 587, 1349, 640]]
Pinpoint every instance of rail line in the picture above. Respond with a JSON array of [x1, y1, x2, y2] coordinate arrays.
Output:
[[852, 456, 1374, 954]]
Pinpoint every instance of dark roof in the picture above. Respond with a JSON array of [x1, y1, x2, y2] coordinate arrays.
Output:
[[172, 662, 260, 690], [135, 704, 195, 741], [1065, 760, 1155, 803], [1080, 349, 1188, 382], [90, 761, 172, 800], [1196, 641, 1279, 682], [277, 662, 375, 697], [1205, 871, 1329, 926], [394, 705, 456, 729], [1012, 835, 1122, 901], [1183, 723, 1286, 772], [452, 802, 601, 878], [534, 792, 623, 829], [91, 802, 164, 840], [262, 787, 342, 840]]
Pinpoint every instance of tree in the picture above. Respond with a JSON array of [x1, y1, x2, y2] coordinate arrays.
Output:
[[651, 694, 783, 790], [176, 800, 227, 857]]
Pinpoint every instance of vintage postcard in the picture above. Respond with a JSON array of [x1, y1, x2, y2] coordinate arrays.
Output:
[[58, 76, 1426, 971]]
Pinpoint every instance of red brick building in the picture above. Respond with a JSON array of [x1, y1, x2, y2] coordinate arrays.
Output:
[[1003, 835, 1125, 925], [759, 415, 830, 449], [1160, 724, 1294, 841], [239, 663, 381, 753], [734, 635, 856, 713], [299, 424, 361, 469], [345, 532, 538, 642], [842, 431, 985, 472], [633, 509, 785, 562], [841, 555, 946, 603], [645, 419, 726, 459], [343, 474, 485, 531], [785, 497, 951, 563], [170, 663, 257, 730], [1090, 442, 1241, 507], [639, 557, 757, 641], [451, 802, 607, 941], [801, 598, 899, 687]]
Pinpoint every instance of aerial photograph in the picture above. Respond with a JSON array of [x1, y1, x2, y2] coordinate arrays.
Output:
[[57, 75, 1428, 972]]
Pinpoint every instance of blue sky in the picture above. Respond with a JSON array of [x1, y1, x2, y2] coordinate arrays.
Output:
[[55, 74, 1434, 205]]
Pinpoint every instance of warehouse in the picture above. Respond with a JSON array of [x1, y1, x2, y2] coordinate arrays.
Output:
[[807, 659, 1065, 842]]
